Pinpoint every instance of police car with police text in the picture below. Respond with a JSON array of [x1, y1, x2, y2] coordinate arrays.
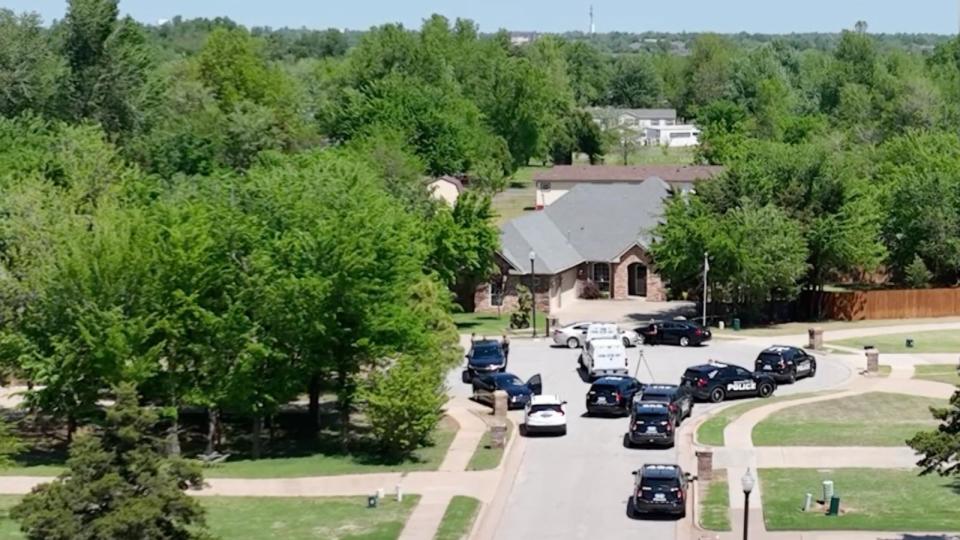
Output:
[[680, 361, 777, 403]]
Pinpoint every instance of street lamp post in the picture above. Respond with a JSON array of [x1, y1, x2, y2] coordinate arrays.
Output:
[[529, 250, 537, 338], [741, 468, 755, 540]]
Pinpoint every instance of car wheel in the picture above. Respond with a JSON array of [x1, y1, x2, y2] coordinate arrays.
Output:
[[679, 336, 690, 347], [787, 370, 797, 384], [809, 363, 817, 378], [709, 387, 725, 403], [622, 433, 633, 448], [560, 426, 567, 436], [758, 382, 774, 398], [623, 337, 631, 348], [567, 337, 579, 349], [626, 498, 638, 519]]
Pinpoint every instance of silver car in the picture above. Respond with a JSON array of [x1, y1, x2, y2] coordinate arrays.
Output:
[[551, 322, 639, 349]]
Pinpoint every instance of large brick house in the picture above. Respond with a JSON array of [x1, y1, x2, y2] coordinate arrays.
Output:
[[475, 179, 675, 315]]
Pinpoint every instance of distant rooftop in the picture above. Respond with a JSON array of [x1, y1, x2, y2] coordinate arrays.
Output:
[[533, 165, 723, 183], [588, 107, 677, 120]]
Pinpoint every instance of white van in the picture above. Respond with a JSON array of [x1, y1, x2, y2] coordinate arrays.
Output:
[[580, 338, 629, 380], [585, 323, 619, 344]]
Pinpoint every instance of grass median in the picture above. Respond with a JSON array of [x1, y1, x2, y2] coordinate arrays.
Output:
[[0, 494, 420, 540], [699, 471, 731, 531], [714, 317, 960, 338], [467, 419, 512, 471], [914, 364, 960, 386], [696, 392, 837, 447], [434, 496, 481, 540], [829, 329, 960, 354], [761, 468, 960, 531], [453, 312, 547, 337], [752, 392, 944, 446]]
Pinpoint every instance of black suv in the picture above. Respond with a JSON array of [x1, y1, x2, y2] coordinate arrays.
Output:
[[629, 464, 690, 518], [635, 384, 693, 425], [637, 320, 711, 347], [461, 340, 506, 383], [680, 362, 777, 403], [625, 402, 677, 448], [755, 346, 817, 383], [585, 376, 643, 416]]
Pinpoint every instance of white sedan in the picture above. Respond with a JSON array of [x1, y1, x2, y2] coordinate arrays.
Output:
[[551, 322, 640, 349], [522, 395, 567, 436]]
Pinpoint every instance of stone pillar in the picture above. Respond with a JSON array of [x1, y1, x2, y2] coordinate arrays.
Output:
[[493, 390, 509, 418], [696, 450, 714, 482], [808, 327, 823, 350], [866, 348, 879, 373], [490, 421, 508, 449]]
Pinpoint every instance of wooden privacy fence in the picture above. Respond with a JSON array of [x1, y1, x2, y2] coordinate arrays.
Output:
[[817, 288, 960, 321]]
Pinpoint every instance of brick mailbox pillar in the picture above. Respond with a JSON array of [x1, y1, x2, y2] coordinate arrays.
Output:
[[493, 390, 509, 418], [865, 348, 880, 373], [808, 327, 823, 350], [490, 421, 508, 449], [695, 450, 714, 482]]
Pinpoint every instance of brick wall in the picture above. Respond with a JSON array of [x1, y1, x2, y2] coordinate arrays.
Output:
[[610, 245, 667, 301], [474, 274, 552, 314]]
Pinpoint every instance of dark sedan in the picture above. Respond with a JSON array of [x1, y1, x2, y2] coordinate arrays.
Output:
[[471, 372, 543, 409], [636, 321, 711, 347]]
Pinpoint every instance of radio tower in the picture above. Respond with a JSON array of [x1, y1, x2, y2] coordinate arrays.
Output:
[[590, 5, 596, 35]]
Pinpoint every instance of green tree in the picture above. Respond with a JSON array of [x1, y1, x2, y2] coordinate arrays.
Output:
[[11, 383, 210, 540], [0, 10, 65, 117], [564, 40, 610, 105], [904, 255, 933, 288], [606, 54, 663, 108], [681, 34, 735, 116], [58, 0, 153, 135], [909, 390, 960, 476]]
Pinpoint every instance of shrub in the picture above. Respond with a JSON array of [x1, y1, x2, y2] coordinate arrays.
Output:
[[580, 279, 602, 299], [904, 255, 932, 289], [364, 358, 445, 459], [510, 284, 532, 329]]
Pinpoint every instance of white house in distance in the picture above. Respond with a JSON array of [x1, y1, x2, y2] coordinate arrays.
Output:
[[426, 175, 464, 207], [533, 165, 723, 208], [588, 107, 678, 132], [644, 124, 701, 147]]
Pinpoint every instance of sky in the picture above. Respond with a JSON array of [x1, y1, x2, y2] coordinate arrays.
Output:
[[4, 0, 959, 35]]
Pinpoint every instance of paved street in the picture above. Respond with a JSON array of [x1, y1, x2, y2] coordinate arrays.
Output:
[[446, 336, 852, 540]]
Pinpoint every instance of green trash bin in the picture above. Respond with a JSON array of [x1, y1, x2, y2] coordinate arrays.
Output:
[[827, 495, 840, 516], [733, 318, 741, 331]]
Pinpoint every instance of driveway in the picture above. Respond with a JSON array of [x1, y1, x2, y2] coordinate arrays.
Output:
[[446, 338, 851, 540], [552, 298, 698, 327]]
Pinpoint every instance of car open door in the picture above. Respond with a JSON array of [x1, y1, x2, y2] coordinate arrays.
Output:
[[527, 374, 543, 395]]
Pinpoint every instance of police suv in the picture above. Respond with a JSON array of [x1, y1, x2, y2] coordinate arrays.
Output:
[[755, 345, 817, 383], [680, 362, 777, 403], [629, 464, 690, 518], [625, 402, 677, 448]]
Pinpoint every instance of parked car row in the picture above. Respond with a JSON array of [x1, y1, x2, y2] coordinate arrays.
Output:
[[553, 319, 713, 350]]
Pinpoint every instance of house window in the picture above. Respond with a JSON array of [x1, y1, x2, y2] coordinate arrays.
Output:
[[490, 278, 504, 307], [590, 263, 611, 293]]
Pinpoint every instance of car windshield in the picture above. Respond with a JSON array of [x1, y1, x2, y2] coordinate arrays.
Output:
[[530, 404, 562, 414], [641, 477, 679, 489], [757, 353, 783, 364], [495, 375, 524, 388]]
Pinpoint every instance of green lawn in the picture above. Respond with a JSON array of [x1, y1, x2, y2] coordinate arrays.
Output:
[[752, 392, 943, 447], [761, 468, 960, 531], [434, 496, 481, 540], [696, 392, 838, 447], [0, 417, 458, 479], [467, 421, 512, 471], [830, 329, 960, 354], [700, 472, 731, 531], [914, 364, 960, 386], [453, 312, 547, 338], [0, 495, 419, 540], [713, 316, 960, 338], [577, 147, 697, 166], [491, 166, 543, 225]]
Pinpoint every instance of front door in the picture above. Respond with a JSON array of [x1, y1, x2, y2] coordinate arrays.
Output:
[[628, 264, 648, 297]]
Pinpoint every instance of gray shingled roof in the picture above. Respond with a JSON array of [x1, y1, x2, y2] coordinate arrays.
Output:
[[499, 179, 672, 275]]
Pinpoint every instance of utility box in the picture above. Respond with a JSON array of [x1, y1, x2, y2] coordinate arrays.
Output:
[[367, 495, 378, 508], [733, 318, 741, 331], [827, 495, 840, 516], [822, 480, 834, 502]]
